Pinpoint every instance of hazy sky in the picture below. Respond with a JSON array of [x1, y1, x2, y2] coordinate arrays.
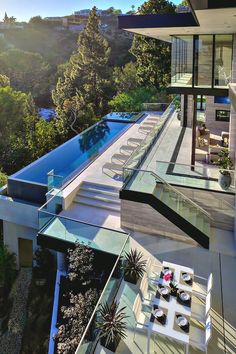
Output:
[[0, 0, 181, 22]]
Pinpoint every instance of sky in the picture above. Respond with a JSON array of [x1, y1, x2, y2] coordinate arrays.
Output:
[[0, 0, 181, 22]]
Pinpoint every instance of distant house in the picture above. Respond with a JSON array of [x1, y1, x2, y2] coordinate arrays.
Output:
[[0, 22, 24, 30]]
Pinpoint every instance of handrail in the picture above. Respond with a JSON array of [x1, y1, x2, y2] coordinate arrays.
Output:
[[39, 209, 129, 236], [123, 167, 213, 220], [75, 235, 129, 354], [123, 100, 176, 170], [156, 160, 235, 175]]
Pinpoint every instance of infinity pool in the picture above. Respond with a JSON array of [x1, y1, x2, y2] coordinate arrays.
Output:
[[103, 112, 144, 123], [9, 121, 129, 201]]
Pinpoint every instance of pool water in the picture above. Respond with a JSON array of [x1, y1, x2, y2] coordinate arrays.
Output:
[[11, 121, 129, 186], [103, 112, 143, 123]]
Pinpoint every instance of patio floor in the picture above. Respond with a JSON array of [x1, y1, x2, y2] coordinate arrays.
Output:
[[112, 232, 236, 354]]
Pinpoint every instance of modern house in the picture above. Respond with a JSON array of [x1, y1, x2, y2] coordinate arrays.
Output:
[[0, 1, 235, 353]]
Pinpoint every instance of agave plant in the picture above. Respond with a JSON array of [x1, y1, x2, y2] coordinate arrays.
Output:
[[97, 301, 128, 352], [124, 249, 146, 284]]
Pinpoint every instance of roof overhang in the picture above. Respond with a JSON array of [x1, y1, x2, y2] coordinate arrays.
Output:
[[118, 6, 236, 42]]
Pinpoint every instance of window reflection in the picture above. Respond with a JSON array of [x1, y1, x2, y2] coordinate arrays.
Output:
[[214, 35, 233, 88]]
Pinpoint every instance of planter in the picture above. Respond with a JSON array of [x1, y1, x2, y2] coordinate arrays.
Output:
[[100, 337, 120, 353], [95, 342, 116, 354], [218, 173, 232, 190], [124, 274, 139, 285]]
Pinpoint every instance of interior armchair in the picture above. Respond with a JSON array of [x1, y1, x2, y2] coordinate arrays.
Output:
[[196, 125, 210, 148]]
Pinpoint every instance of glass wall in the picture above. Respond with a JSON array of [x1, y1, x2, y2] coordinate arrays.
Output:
[[171, 34, 233, 89], [214, 34, 233, 88], [171, 36, 193, 87], [194, 35, 213, 88]]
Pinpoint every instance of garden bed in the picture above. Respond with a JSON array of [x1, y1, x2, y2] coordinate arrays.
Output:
[[54, 246, 118, 354]]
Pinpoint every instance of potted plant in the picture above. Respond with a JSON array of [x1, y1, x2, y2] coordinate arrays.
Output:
[[215, 149, 234, 190], [123, 249, 146, 284], [97, 301, 127, 352]]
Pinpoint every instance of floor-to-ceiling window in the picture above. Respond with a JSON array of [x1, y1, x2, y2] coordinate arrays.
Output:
[[171, 35, 193, 87], [214, 34, 233, 88], [171, 34, 233, 89]]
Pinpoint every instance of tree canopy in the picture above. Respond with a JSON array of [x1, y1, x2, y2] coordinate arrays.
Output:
[[0, 48, 51, 103], [130, 0, 176, 88], [52, 7, 112, 140]]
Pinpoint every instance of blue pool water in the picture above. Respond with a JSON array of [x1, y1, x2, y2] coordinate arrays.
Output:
[[103, 112, 143, 123], [11, 121, 129, 186]]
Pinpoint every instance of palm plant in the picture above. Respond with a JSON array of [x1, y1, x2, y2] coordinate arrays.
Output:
[[124, 249, 146, 284], [97, 301, 127, 352]]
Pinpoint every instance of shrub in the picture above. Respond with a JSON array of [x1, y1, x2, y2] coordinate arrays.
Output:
[[56, 288, 99, 354], [67, 244, 94, 283]]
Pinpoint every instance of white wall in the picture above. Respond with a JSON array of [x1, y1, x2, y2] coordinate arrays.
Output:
[[0, 191, 38, 229], [3, 221, 38, 269], [205, 96, 230, 135]]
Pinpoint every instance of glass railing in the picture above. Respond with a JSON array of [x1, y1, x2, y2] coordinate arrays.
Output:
[[123, 167, 212, 237], [156, 160, 235, 193], [39, 214, 129, 256], [123, 99, 177, 182], [75, 236, 129, 354]]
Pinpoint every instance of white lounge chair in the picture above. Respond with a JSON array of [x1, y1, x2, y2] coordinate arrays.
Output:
[[127, 138, 143, 145], [111, 154, 130, 164], [102, 162, 123, 174], [138, 126, 152, 134], [120, 145, 137, 154]]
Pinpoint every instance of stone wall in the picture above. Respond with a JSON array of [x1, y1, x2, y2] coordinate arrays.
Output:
[[205, 96, 230, 135]]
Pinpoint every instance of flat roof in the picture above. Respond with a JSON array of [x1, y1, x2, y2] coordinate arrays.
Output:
[[118, 6, 236, 42]]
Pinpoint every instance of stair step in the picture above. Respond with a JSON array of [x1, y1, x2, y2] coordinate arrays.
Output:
[[74, 196, 120, 212], [76, 191, 121, 204], [80, 182, 120, 196]]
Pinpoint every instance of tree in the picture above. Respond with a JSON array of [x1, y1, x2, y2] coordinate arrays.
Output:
[[52, 7, 112, 140], [109, 86, 161, 112], [0, 74, 10, 87], [3, 12, 8, 23], [0, 48, 51, 102], [180, 0, 189, 5], [3, 13, 16, 24], [28, 16, 45, 27], [0, 86, 58, 174], [0, 171, 7, 187], [0, 245, 16, 295], [56, 288, 99, 354], [67, 244, 94, 283], [113, 62, 138, 93], [130, 0, 176, 88]]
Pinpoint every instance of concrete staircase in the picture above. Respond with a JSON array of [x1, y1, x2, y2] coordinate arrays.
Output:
[[74, 181, 121, 213]]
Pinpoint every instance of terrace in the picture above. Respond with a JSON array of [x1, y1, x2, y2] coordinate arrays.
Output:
[[33, 100, 235, 354]]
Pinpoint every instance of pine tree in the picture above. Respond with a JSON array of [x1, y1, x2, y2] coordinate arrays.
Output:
[[3, 12, 8, 23], [130, 0, 176, 88], [52, 7, 112, 140]]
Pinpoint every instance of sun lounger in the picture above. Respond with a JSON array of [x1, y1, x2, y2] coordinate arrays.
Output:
[[127, 138, 143, 145], [102, 162, 123, 174], [120, 145, 137, 154], [111, 154, 130, 163], [138, 126, 152, 133], [142, 122, 156, 127]]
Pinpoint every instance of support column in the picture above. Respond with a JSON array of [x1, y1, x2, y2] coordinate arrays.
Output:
[[57, 251, 65, 271], [191, 95, 197, 169], [183, 94, 188, 127]]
